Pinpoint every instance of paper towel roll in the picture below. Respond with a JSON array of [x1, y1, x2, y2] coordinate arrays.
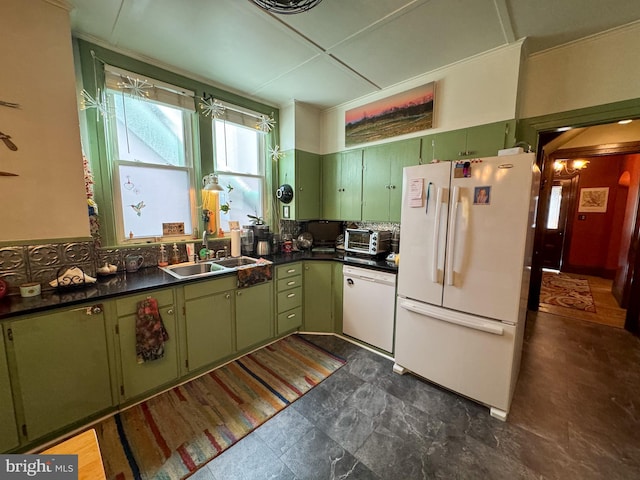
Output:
[[231, 229, 241, 257]]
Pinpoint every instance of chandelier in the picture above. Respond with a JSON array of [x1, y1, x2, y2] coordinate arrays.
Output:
[[251, 0, 323, 14]]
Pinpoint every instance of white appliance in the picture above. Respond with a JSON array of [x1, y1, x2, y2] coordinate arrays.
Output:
[[394, 153, 539, 420], [343, 265, 396, 353]]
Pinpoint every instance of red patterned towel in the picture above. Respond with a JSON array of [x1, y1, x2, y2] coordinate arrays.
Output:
[[136, 297, 169, 364]]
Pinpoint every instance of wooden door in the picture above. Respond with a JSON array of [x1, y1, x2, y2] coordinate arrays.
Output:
[[541, 178, 577, 269]]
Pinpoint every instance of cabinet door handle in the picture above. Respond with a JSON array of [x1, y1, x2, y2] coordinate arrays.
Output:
[[287, 293, 296, 298], [89, 305, 103, 315], [166, 308, 174, 315], [390, 185, 396, 189], [225, 293, 231, 299], [237, 291, 242, 296], [287, 281, 296, 286], [287, 313, 296, 319], [287, 269, 296, 273]]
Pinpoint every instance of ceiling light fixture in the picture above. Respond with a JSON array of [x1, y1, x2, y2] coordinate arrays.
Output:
[[250, 0, 323, 14]]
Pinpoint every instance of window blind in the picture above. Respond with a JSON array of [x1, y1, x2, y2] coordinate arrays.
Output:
[[213, 99, 270, 132], [104, 64, 195, 112]]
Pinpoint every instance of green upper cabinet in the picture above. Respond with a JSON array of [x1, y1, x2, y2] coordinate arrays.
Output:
[[8, 304, 113, 442], [183, 276, 236, 374], [278, 150, 321, 220], [362, 138, 420, 221], [426, 120, 516, 161], [0, 330, 19, 452], [322, 149, 363, 221]]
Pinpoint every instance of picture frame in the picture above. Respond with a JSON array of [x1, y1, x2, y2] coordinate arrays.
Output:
[[578, 187, 609, 213], [345, 82, 435, 146]]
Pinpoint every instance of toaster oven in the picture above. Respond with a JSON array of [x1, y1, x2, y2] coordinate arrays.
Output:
[[344, 229, 392, 256]]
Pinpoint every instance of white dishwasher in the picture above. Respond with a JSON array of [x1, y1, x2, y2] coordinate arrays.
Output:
[[343, 265, 397, 353]]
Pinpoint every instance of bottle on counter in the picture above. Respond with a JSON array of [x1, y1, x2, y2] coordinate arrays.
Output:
[[170, 243, 180, 265], [158, 244, 169, 267]]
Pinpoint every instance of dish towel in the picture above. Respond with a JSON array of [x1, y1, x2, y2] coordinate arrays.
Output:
[[136, 297, 169, 364]]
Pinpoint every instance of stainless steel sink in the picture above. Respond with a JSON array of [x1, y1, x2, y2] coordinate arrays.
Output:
[[160, 261, 232, 279], [212, 256, 259, 268], [159, 256, 262, 279]]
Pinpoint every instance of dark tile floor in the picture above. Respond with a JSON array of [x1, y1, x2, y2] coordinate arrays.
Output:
[[190, 310, 640, 479]]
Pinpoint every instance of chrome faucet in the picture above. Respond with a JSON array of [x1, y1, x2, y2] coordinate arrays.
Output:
[[197, 231, 211, 261], [215, 247, 227, 259]]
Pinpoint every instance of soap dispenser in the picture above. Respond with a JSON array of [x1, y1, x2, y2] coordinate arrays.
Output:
[[158, 244, 168, 267], [170, 243, 180, 265]]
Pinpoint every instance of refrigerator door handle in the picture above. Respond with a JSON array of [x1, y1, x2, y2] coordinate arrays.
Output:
[[431, 186, 444, 283], [445, 185, 460, 286], [400, 301, 504, 336]]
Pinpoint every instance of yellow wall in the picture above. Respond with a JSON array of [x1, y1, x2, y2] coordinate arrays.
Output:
[[0, 0, 88, 242], [320, 41, 524, 154], [520, 22, 640, 118]]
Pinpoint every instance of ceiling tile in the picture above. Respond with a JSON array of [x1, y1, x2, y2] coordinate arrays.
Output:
[[507, 0, 640, 53], [275, 0, 418, 49], [251, 55, 378, 109], [330, 0, 506, 88]]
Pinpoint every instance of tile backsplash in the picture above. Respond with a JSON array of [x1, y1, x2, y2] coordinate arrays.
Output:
[[0, 237, 230, 295]]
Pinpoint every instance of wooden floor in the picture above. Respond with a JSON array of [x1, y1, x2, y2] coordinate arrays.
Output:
[[539, 273, 627, 328]]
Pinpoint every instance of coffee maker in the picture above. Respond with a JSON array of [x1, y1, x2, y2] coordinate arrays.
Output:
[[254, 225, 271, 256]]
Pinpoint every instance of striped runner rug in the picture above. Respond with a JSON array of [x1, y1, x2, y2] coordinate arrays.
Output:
[[93, 334, 345, 479]]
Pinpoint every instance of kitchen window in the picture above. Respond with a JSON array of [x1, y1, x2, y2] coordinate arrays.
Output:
[[213, 115, 266, 231], [104, 66, 197, 242]]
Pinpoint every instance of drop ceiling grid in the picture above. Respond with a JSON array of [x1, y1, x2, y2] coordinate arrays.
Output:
[[101, 0, 323, 94], [328, 0, 506, 89], [251, 55, 379, 108]]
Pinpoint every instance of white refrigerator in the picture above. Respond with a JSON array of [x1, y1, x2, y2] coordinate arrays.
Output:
[[394, 153, 539, 420]]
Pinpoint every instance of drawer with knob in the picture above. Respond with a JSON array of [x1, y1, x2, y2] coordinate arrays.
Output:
[[277, 287, 302, 312]]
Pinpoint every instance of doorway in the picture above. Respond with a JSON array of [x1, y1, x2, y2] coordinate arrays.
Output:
[[530, 124, 640, 333]]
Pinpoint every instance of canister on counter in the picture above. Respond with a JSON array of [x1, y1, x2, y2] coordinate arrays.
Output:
[[282, 234, 293, 253]]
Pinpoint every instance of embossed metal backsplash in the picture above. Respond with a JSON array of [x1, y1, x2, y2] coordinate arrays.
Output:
[[0, 241, 198, 294]]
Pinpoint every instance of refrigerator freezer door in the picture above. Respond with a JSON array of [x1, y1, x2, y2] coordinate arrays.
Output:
[[443, 154, 535, 322], [396, 162, 451, 305], [394, 298, 517, 412]]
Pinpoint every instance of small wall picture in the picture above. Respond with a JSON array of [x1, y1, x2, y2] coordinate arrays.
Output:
[[474, 186, 491, 205], [578, 187, 609, 213]]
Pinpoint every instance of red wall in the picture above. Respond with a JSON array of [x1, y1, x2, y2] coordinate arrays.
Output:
[[566, 155, 627, 273], [613, 154, 640, 289]]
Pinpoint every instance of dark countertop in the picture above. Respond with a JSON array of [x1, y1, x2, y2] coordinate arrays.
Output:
[[0, 250, 397, 321]]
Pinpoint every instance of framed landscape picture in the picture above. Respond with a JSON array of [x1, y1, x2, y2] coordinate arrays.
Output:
[[578, 187, 609, 213], [345, 82, 435, 146]]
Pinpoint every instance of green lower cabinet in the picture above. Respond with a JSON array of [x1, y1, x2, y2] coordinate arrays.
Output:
[[183, 277, 236, 373], [116, 289, 179, 402], [275, 262, 303, 334], [0, 331, 19, 452], [332, 262, 344, 333], [236, 282, 273, 351], [8, 304, 112, 442], [303, 261, 334, 332]]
